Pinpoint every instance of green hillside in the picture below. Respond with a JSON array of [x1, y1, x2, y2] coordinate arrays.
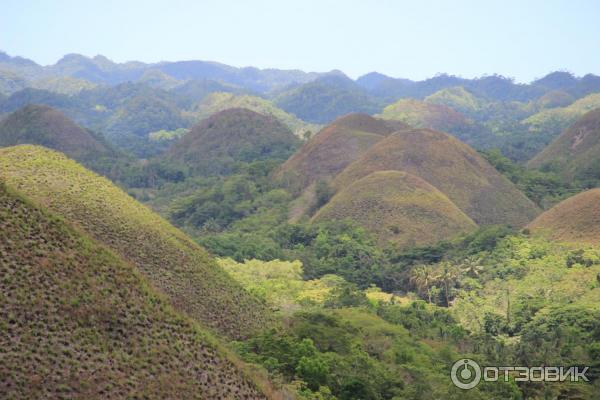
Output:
[[30, 76, 97, 95], [332, 128, 541, 227], [275, 75, 382, 124], [0, 182, 273, 398], [312, 170, 477, 247], [522, 92, 600, 136], [0, 145, 270, 339], [192, 92, 321, 138], [377, 98, 476, 136], [528, 108, 600, 184], [424, 86, 486, 115], [165, 108, 300, 176]]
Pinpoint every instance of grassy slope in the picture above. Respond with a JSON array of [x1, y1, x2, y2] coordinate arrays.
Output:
[[424, 86, 485, 115], [377, 98, 474, 133], [166, 108, 300, 176], [192, 92, 321, 138], [0, 104, 113, 161], [275, 113, 408, 193], [522, 93, 600, 134], [313, 171, 477, 248], [527, 188, 600, 245], [0, 145, 270, 339], [527, 108, 600, 177], [0, 182, 272, 399], [332, 128, 541, 227]]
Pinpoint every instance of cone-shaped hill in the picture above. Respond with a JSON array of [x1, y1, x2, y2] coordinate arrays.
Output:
[[528, 108, 600, 181], [332, 128, 541, 227], [0, 145, 270, 339], [527, 189, 600, 245], [165, 107, 300, 176], [274, 113, 409, 193], [0, 183, 271, 398], [312, 170, 477, 247], [0, 104, 115, 161]]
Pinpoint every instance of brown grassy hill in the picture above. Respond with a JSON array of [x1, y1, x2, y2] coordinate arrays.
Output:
[[527, 188, 600, 245], [274, 113, 409, 193], [0, 104, 113, 161], [0, 182, 272, 399], [0, 145, 270, 339], [312, 170, 477, 247], [332, 128, 541, 227], [165, 107, 300, 176], [527, 108, 600, 181]]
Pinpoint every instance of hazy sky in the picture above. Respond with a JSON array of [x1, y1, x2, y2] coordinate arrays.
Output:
[[2, 0, 599, 82]]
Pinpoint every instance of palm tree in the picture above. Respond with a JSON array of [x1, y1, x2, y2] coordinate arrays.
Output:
[[460, 256, 484, 278], [409, 265, 436, 303], [437, 262, 461, 307]]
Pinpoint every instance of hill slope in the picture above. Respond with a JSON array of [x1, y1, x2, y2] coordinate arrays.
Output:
[[332, 128, 540, 227], [312, 170, 477, 247], [0, 104, 113, 161], [275, 75, 382, 124], [192, 92, 320, 138], [0, 145, 270, 339], [275, 113, 409, 192], [527, 188, 600, 245], [528, 108, 600, 182], [377, 98, 477, 136], [0, 182, 270, 398], [165, 108, 300, 176]]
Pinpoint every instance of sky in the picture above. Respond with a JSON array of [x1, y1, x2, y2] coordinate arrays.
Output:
[[2, 0, 599, 82]]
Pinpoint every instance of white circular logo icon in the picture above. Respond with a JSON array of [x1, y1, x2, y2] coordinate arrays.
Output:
[[451, 358, 481, 389]]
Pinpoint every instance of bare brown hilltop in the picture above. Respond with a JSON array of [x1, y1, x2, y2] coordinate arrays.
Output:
[[331, 128, 541, 227]]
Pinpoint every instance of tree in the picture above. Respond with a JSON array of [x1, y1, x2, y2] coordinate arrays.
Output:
[[436, 262, 461, 307], [409, 265, 437, 303], [460, 256, 484, 278]]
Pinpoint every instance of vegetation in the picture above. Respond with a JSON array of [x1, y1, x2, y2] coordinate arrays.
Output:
[[274, 113, 406, 197], [528, 108, 600, 186], [377, 98, 478, 138], [481, 148, 579, 208], [528, 188, 600, 245], [164, 108, 301, 177], [331, 128, 541, 227], [275, 75, 383, 124], [313, 171, 477, 247], [192, 92, 321, 138], [0, 183, 273, 399], [0, 145, 271, 339]]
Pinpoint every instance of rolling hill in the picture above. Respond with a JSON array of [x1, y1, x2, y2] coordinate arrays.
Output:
[[0, 104, 114, 162], [192, 92, 320, 138], [528, 108, 600, 183], [0, 182, 272, 398], [0, 145, 270, 339], [521, 93, 600, 137], [377, 98, 477, 138], [332, 128, 541, 227], [165, 108, 300, 176], [275, 75, 383, 124], [312, 170, 477, 247], [527, 188, 600, 245], [275, 113, 409, 193]]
